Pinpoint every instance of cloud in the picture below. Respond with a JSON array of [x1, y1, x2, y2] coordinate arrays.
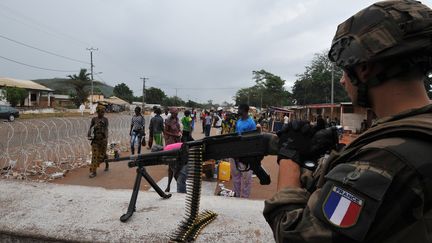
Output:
[[0, 0, 379, 103]]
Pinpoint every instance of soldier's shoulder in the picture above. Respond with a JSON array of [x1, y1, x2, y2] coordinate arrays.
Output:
[[360, 136, 432, 162]]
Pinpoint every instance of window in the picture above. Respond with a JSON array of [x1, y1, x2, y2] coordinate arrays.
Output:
[[31, 93, 37, 101]]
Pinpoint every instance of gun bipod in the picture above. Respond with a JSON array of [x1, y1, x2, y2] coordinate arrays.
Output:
[[120, 165, 172, 223]]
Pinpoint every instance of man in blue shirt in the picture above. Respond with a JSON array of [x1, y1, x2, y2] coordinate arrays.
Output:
[[236, 104, 256, 134], [232, 104, 256, 198]]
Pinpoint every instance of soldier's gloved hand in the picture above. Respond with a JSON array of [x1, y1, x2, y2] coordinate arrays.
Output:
[[310, 126, 339, 159], [277, 120, 315, 167]]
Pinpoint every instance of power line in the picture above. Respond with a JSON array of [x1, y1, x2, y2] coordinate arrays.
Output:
[[0, 3, 92, 48], [95, 73, 106, 84], [0, 55, 77, 73], [0, 34, 89, 64], [140, 77, 149, 107], [0, 5, 135, 80], [87, 47, 98, 104], [158, 86, 242, 90], [135, 86, 241, 92]]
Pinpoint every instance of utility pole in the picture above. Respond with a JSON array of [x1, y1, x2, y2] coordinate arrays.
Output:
[[330, 63, 335, 120], [140, 77, 148, 110], [175, 88, 178, 106], [86, 47, 98, 104]]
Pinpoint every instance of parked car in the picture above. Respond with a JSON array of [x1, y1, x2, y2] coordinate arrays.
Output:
[[0, 105, 19, 121]]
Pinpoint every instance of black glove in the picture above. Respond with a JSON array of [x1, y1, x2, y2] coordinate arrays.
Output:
[[310, 126, 339, 158], [277, 120, 315, 166]]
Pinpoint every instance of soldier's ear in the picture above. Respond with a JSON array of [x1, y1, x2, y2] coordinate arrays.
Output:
[[354, 63, 381, 83]]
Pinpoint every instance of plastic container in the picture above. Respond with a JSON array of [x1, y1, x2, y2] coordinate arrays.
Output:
[[218, 161, 231, 181]]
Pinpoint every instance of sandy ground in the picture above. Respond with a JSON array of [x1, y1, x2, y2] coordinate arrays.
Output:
[[53, 121, 356, 200]]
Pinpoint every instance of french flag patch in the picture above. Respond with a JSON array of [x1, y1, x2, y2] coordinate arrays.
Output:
[[323, 186, 363, 228]]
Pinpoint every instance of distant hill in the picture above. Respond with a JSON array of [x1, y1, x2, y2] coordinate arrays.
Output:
[[33, 78, 114, 97]]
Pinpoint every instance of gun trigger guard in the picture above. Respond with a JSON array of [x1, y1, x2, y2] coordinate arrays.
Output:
[[235, 160, 249, 172]]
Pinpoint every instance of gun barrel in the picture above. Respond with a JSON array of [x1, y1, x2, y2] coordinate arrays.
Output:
[[105, 156, 134, 163], [105, 148, 184, 163]]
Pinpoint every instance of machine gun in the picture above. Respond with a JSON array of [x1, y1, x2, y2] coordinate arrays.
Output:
[[105, 130, 279, 223], [106, 127, 338, 242]]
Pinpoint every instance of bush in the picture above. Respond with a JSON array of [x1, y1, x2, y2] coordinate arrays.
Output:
[[5, 87, 27, 107]]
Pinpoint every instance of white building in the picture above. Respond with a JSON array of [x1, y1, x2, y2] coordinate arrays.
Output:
[[0, 77, 53, 107]]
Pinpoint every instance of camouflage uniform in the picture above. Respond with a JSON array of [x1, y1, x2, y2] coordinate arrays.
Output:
[[90, 117, 109, 173], [264, 105, 432, 242], [264, 1, 432, 242]]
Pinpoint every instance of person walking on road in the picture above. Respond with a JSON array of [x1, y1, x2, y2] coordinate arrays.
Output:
[[129, 106, 145, 155], [164, 108, 186, 193], [79, 103, 85, 116], [231, 104, 256, 198], [213, 107, 223, 135], [181, 110, 193, 142], [87, 104, 109, 178], [148, 107, 164, 148], [204, 111, 212, 137], [201, 110, 206, 134]]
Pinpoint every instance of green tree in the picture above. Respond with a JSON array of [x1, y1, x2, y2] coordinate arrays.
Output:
[[93, 87, 103, 95], [185, 100, 202, 108], [161, 96, 185, 106], [113, 83, 133, 103], [145, 87, 167, 104], [234, 70, 293, 107], [4, 87, 27, 107], [67, 69, 91, 106], [292, 51, 349, 105]]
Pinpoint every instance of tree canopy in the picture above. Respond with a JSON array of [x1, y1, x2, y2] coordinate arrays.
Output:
[[234, 69, 292, 107], [185, 99, 202, 108], [161, 96, 185, 106], [145, 87, 167, 104], [113, 83, 134, 103], [292, 51, 349, 105]]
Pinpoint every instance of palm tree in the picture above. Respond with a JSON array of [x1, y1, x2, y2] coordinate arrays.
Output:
[[67, 69, 91, 106]]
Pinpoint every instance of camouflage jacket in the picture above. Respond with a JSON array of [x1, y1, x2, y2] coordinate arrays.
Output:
[[264, 104, 432, 243], [91, 117, 109, 144]]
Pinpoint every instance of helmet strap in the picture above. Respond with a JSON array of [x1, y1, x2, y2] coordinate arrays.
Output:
[[345, 68, 372, 108], [357, 82, 370, 107], [345, 60, 420, 108]]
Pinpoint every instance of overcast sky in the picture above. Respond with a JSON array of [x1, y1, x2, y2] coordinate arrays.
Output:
[[0, 0, 406, 104]]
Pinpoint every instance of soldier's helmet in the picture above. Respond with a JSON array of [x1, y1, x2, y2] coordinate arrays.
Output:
[[329, 0, 432, 73]]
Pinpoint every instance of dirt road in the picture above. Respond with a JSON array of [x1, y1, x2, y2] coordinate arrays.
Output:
[[53, 122, 356, 200]]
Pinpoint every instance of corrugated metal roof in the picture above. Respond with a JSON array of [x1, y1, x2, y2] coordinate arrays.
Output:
[[105, 96, 129, 105], [0, 77, 53, 91]]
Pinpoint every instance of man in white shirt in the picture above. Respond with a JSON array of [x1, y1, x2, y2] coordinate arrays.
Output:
[[79, 104, 85, 116], [283, 114, 289, 124]]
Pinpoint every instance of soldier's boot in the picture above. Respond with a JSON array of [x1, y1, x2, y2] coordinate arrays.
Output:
[[89, 166, 97, 178]]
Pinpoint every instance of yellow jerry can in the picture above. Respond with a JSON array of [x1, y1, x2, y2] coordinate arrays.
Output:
[[218, 161, 231, 181]]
